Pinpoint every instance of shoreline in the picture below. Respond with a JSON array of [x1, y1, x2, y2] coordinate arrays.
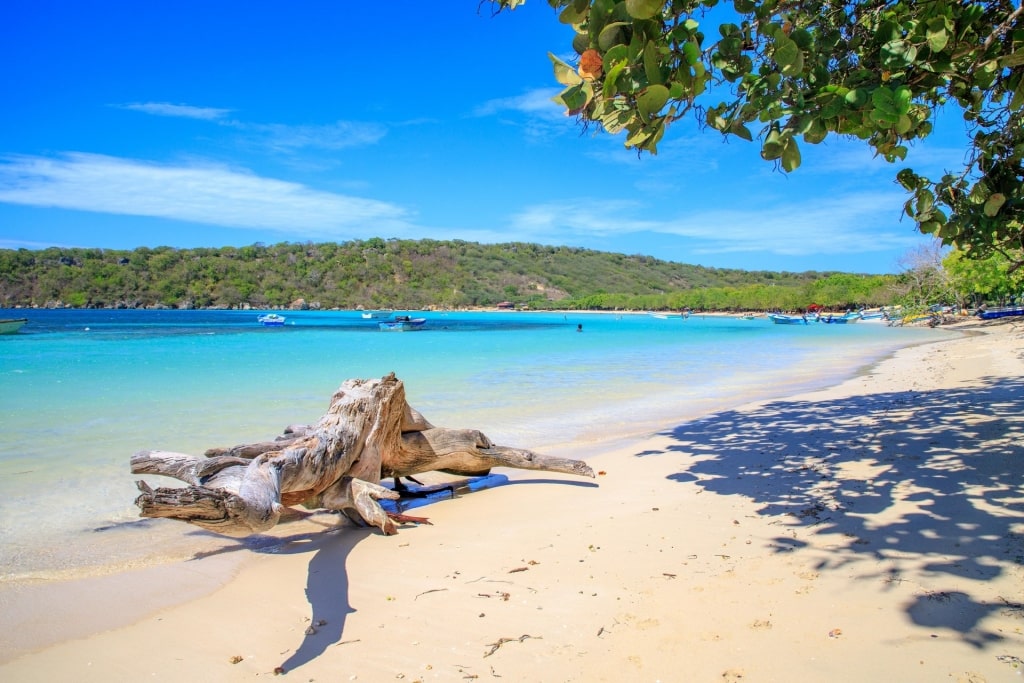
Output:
[[2, 318, 1021, 680]]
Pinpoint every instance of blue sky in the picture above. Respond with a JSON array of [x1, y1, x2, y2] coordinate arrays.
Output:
[[1, 1, 969, 274]]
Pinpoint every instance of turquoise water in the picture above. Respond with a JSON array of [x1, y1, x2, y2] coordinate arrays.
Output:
[[0, 308, 953, 581]]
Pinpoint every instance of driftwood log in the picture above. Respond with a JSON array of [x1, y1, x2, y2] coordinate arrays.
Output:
[[131, 373, 594, 536]]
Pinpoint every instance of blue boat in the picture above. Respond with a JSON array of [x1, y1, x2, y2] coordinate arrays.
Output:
[[767, 313, 808, 325], [977, 306, 1024, 320], [819, 312, 862, 324]]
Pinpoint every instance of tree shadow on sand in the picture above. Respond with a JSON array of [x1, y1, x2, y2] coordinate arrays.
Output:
[[645, 375, 1024, 648]]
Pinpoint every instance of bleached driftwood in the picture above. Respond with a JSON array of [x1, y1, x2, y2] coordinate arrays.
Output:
[[132, 373, 594, 536]]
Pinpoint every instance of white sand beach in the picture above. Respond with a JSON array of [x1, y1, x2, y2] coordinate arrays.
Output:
[[1, 318, 1022, 682]]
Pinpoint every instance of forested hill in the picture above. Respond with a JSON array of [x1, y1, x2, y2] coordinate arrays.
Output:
[[0, 238, 895, 311]]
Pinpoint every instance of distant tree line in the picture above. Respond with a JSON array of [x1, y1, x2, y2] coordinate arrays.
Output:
[[0, 238, 908, 312]]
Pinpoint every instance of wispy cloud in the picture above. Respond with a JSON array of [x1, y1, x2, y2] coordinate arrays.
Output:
[[0, 153, 414, 237], [114, 102, 232, 120], [236, 121, 387, 152], [114, 101, 387, 153], [508, 190, 921, 257], [473, 88, 563, 118], [0, 238, 74, 250], [473, 87, 573, 142]]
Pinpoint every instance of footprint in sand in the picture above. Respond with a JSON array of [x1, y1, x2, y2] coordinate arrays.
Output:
[[956, 674, 986, 683]]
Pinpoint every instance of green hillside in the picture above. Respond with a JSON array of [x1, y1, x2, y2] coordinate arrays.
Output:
[[0, 239, 898, 311]]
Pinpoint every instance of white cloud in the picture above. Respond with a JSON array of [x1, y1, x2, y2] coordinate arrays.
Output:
[[0, 238, 72, 250], [0, 153, 414, 237], [508, 190, 922, 257], [473, 88, 563, 118], [114, 101, 387, 152], [115, 102, 232, 120], [237, 121, 387, 152]]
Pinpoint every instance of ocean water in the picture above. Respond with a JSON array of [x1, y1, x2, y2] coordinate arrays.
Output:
[[0, 308, 953, 582]]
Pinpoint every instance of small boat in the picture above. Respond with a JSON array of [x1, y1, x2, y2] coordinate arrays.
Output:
[[379, 315, 426, 331], [257, 313, 287, 327], [361, 309, 394, 320], [767, 313, 808, 325], [858, 309, 888, 323], [820, 312, 862, 324], [977, 306, 1024, 320], [0, 317, 28, 334]]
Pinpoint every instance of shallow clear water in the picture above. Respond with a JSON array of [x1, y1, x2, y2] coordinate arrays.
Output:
[[0, 308, 952, 581]]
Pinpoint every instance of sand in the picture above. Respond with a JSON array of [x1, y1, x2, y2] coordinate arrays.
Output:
[[1, 318, 1022, 682]]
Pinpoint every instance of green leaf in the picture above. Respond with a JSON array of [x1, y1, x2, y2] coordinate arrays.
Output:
[[761, 125, 784, 160], [555, 81, 593, 114], [730, 119, 753, 141], [559, 3, 587, 25], [718, 36, 742, 57], [598, 22, 629, 51], [893, 86, 912, 115], [549, 53, 583, 86], [602, 44, 629, 67], [643, 41, 663, 85], [637, 84, 670, 120], [774, 36, 803, 76], [781, 137, 801, 171], [889, 145, 908, 161], [999, 50, 1024, 68], [603, 60, 629, 98], [872, 87, 897, 115], [625, 125, 653, 148], [845, 89, 868, 107], [916, 190, 935, 215], [682, 41, 701, 66], [803, 117, 827, 144], [572, 33, 590, 54], [881, 39, 918, 69], [983, 193, 1006, 217], [624, 0, 662, 20], [719, 23, 741, 38], [896, 168, 922, 191], [925, 18, 949, 52], [1011, 73, 1024, 110]]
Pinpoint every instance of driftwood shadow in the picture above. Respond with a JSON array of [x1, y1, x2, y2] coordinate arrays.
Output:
[[650, 375, 1024, 647], [276, 526, 372, 673]]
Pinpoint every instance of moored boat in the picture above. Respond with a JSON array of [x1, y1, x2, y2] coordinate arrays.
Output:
[[0, 317, 28, 334], [858, 309, 888, 323], [361, 309, 394, 320], [257, 313, 286, 326], [767, 313, 808, 325], [820, 312, 862, 324], [977, 306, 1024, 320], [379, 315, 426, 331]]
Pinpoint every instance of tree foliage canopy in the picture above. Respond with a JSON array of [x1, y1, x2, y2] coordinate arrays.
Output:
[[494, 0, 1024, 267]]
